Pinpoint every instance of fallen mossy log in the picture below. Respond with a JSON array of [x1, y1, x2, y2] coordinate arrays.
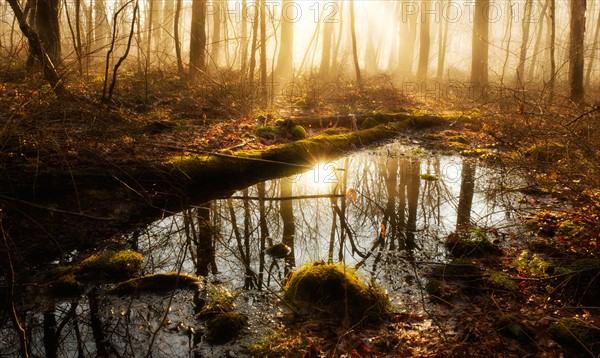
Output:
[[1, 114, 449, 267]]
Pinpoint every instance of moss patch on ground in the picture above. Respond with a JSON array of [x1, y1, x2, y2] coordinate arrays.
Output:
[[283, 262, 392, 323], [76, 250, 144, 281]]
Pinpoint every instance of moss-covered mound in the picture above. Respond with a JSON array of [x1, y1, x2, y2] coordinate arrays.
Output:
[[108, 273, 201, 295], [290, 125, 307, 139], [205, 312, 248, 345], [77, 250, 143, 281], [283, 262, 391, 323], [494, 314, 535, 342], [547, 317, 600, 354], [445, 229, 501, 258]]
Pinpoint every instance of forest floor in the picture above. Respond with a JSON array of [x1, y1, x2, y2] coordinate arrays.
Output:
[[2, 71, 600, 356]]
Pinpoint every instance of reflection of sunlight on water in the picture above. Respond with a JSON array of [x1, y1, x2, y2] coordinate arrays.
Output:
[[289, 161, 342, 193]]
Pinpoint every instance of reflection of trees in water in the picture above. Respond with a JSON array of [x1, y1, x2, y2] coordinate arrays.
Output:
[[1, 149, 523, 356]]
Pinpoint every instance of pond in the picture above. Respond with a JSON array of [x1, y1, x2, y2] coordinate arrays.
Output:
[[0, 140, 525, 357]]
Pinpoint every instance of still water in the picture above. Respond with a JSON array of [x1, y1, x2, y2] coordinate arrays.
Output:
[[0, 141, 523, 357]]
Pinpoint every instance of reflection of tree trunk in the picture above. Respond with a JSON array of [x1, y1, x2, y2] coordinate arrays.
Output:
[[88, 288, 108, 357], [195, 205, 217, 276], [257, 182, 269, 290], [328, 187, 338, 263], [242, 189, 255, 289], [383, 156, 398, 250], [338, 158, 349, 261], [405, 159, 420, 251], [43, 308, 58, 358], [279, 179, 296, 275], [456, 160, 476, 231]]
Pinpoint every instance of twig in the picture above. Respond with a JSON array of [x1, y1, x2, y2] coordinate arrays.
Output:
[[229, 194, 345, 201], [566, 105, 600, 126], [0, 194, 114, 221]]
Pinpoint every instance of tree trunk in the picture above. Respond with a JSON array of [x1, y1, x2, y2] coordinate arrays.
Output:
[[210, 0, 221, 68], [585, 9, 600, 88], [163, 0, 175, 55], [570, 0, 586, 101], [437, 0, 450, 79], [259, 0, 267, 101], [528, 0, 548, 81], [248, 0, 259, 83], [7, 0, 68, 98], [416, 0, 430, 81], [75, 0, 83, 75], [174, 0, 184, 76], [517, 0, 532, 81], [349, 0, 362, 89], [548, 0, 556, 98], [35, 0, 61, 65], [275, 0, 294, 79], [94, 0, 108, 53], [319, 5, 334, 79], [240, 0, 248, 75], [189, 0, 207, 79], [471, 0, 489, 86], [398, 0, 417, 77], [146, 0, 155, 67]]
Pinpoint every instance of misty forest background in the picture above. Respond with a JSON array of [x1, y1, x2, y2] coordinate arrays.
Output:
[[0, 0, 596, 104]]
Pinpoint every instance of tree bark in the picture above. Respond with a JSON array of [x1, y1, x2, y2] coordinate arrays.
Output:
[[516, 0, 533, 81], [210, 0, 222, 67], [437, 0, 450, 79], [275, 0, 294, 79], [548, 0, 556, 99], [416, 0, 430, 81], [7, 0, 69, 98], [190, 0, 207, 79], [35, 0, 61, 64], [471, 0, 489, 86], [174, 0, 184, 76], [319, 8, 334, 79], [585, 9, 600, 88], [349, 0, 362, 89], [570, 0, 586, 101], [259, 0, 267, 102]]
